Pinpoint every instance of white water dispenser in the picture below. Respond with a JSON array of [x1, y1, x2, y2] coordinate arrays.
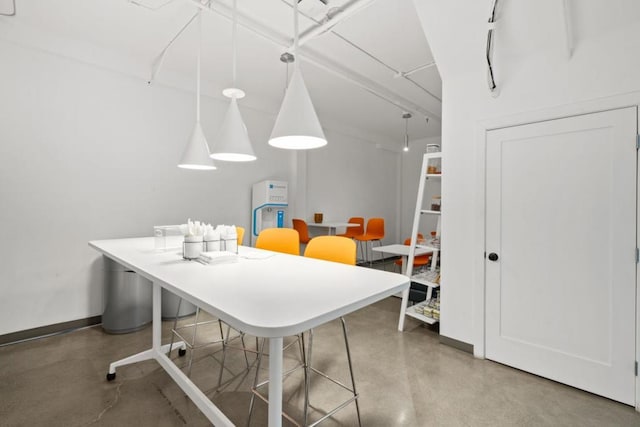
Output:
[[251, 180, 288, 246]]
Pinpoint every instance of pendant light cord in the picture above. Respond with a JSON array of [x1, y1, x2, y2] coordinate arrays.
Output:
[[293, 0, 299, 71], [232, 0, 237, 87], [196, 12, 202, 122]]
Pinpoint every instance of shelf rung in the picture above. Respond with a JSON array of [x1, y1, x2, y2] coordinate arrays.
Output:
[[405, 310, 439, 324], [420, 210, 441, 215], [416, 244, 439, 251], [410, 276, 440, 288]]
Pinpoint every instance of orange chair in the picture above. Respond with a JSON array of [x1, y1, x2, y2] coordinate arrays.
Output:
[[255, 227, 300, 255], [354, 218, 385, 266], [236, 226, 245, 246], [336, 217, 365, 239], [395, 236, 431, 272], [304, 235, 356, 265], [291, 218, 312, 244]]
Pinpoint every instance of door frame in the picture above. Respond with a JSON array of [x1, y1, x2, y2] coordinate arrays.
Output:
[[471, 93, 640, 410]]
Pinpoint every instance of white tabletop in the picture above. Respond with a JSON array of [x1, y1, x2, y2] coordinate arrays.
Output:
[[307, 222, 359, 229], [90, 238, 409, 338], [372, 244, 433, 257]]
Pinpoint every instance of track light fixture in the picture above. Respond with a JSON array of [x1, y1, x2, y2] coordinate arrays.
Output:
[[268, 0, 327, 150], [402, 112, 412, 152], [209, 0, 256, 162], [178, 12, 216, 171]]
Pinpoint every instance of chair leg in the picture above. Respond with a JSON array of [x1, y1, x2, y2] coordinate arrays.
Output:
[[304, 330, 314, 426], [340, 317, 361, 427], [248, 338, 267, 427], [186, 307, 201, 377], [218, 323, 233, 387], [167, 297, 183, 356], [374, 239, 381, 267], [240, 333, 250, 368]]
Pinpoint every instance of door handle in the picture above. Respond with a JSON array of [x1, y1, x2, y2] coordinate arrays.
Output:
[[488, 252, 499, 261]]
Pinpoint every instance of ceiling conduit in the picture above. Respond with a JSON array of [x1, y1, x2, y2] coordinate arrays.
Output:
[[486, 0, 498, 95], [279, 0, 442, 103]]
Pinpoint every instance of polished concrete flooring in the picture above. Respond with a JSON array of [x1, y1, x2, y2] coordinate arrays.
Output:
[[1, 296, 639, 427]]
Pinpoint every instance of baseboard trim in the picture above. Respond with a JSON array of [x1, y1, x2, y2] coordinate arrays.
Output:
[[439, 334, 474, 354], [0, 316, 102, 347]]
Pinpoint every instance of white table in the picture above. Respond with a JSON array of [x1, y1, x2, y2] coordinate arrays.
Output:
[[90, 237, 408, 427], [372, 244, 433, 275], [307, 222, 359, 236]]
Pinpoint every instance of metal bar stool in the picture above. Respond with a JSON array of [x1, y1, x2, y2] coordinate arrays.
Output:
[[248, 236, 362, 427]]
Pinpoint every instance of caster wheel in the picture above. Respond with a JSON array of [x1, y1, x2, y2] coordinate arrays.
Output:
[[106, 372, 116, 381], [178, 348, 187, 357]]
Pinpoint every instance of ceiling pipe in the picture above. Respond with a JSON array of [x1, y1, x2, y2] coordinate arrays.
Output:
[[148, 9, 200, 84], [281, 0, 441, 104], [302, 51, 438, 122], [183, 0, 439, 121], [399, 61, 437, 78], [292, 0, 379, 50]]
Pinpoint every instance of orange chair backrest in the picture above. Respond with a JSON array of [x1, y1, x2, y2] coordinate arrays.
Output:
[[403, 234, 424, 245], [236, 226, 245, 246], [402, 237, 431, 262], [304, 236, 356, 265], [291, 219, 310, 242], [347, 217, 365, 236], [255, 228, 300, 255], [366, 218, 385, 239]]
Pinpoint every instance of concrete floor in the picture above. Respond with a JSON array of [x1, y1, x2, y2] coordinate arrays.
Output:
[[1, 297, 639, 427]]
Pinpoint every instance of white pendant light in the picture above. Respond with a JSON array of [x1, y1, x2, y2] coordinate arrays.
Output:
[[209, 0, 256, 162], [179, 12, 216, 170], [402, 112, 411, 152], [268, 0, 327, 150]]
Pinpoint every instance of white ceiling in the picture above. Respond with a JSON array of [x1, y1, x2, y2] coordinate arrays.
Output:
[[1, 0, 442, 147], [415, 0, 640, 81]]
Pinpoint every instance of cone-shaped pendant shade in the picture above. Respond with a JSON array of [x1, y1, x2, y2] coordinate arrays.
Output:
[[178, 122, 217, 170], [210, 97, 256, 161], [269, 68, 327, 150]]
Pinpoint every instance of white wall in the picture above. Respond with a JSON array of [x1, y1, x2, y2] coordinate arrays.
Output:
[[0, 39, 291, 335], [306, 132, 400, 244], [413, 0, 640, 345], [0, 34, 403, 335]]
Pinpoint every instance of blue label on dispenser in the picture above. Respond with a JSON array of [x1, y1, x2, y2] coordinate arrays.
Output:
[[277, 210, 284, 228]]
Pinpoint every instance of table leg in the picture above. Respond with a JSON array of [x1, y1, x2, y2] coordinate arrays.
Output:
[[398, 288, 409, 332], [108, 282, 183, 376], [268, 337, 284, 427], [153, 282, 161, 351], [105, 282, 233, 426]]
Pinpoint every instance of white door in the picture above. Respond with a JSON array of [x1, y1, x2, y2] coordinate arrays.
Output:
[[485, 107, 637, 405]]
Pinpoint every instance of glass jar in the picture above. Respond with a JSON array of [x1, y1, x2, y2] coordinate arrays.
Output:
[[431, 195, 441, 211], [426, 144, 441, 174]]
